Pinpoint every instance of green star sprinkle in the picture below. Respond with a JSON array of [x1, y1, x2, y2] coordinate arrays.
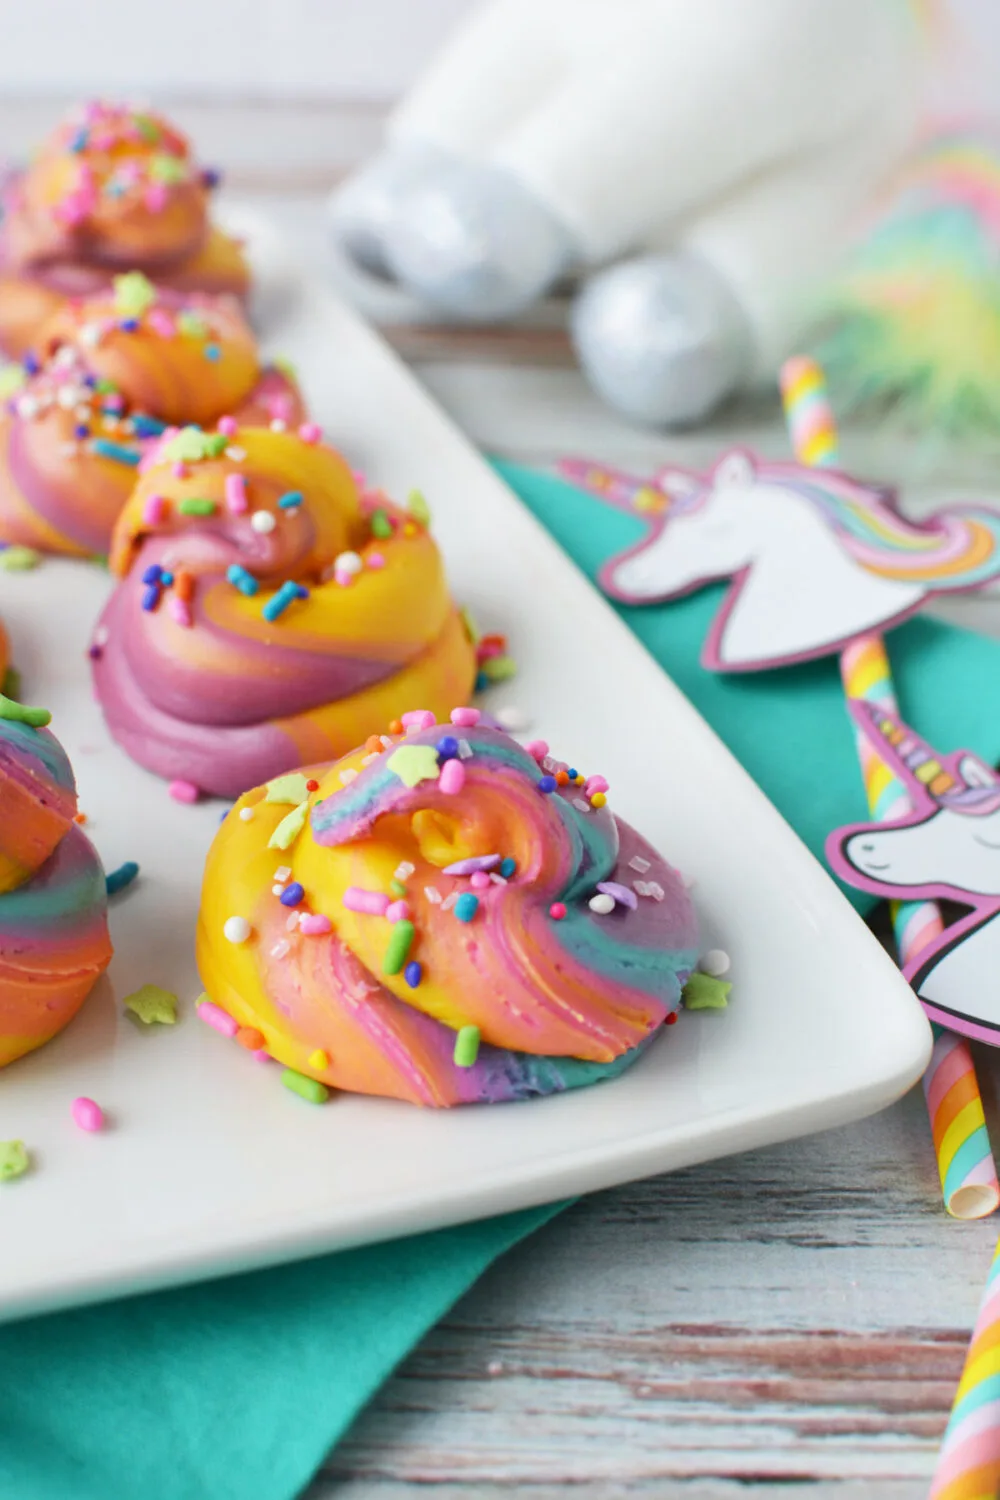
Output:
[[163, 426, 226, 463], [1, 667, 20, 700], [0, 546, 41, 571], [0, 693, 50, 727], [0, 363, 27, 398], [268, 800, 309, 851], [124, 984, 178, 1026], [682, 973, 732, 1010], [406, 489, 431, 526], [133, 114, 161, 143], [0, 1141, 29, 1181], [113, 271, 157, 318], [370, 509, 393, 540], [387, 744, 440, 788], [265, 773, 311, 806], [149, 153, 187, 185]]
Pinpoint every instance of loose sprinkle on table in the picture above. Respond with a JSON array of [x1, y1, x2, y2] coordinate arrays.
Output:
[[72, 1097, 104, 1132], [123, 984, 177, 1025], [105, 860, 139, 896], [168, 779, 199, 804], [0, 1141, 29, 1181], [282, 1069, 329, 1104], [198, 996, 239, 1035], [682, 974, 732, 1010]]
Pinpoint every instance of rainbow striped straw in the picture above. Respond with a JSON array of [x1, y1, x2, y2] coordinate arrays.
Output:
[[929, 1239, 1000, 1499], [779, 355, 998, 1221]]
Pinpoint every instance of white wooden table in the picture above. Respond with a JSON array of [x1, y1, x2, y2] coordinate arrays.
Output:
[[7, 102, 1000, 1497]]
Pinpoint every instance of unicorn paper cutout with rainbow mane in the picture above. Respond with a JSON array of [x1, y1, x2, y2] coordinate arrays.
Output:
[[828, 704, 1000, 1045], [572, 449, 1000, 672]]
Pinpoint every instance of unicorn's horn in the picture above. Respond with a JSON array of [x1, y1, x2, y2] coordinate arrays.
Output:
[[853, 701, 958, 800]]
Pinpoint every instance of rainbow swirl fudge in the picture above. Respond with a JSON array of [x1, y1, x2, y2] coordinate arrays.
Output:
[[197, 711, 699, 1106], [92, 426, 477, 798], [0, 697, 111, 1067], [0, 278, 305, 557], [0, 100, 248, 359]]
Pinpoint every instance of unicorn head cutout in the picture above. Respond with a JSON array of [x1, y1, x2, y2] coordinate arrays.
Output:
[[576, 448, 1000, 672], [828, 703, 1000, 1045]]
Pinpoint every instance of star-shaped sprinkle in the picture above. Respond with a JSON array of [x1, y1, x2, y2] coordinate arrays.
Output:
[[113, 271, 157, 318], [387, 744, 440, 787], [681, 973, 732, 1010], [124, 983, 178, 1026], [265, 772, 311, 806], [149, 153, 187, 184], [268, 800, 310, 851], [0, 1141, 29, 1181], [162, 426, 227, 462]]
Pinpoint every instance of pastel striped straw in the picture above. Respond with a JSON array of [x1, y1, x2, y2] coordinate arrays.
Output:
[[929, 1239, 1000, 1499], [780, 356, 998, 1221]]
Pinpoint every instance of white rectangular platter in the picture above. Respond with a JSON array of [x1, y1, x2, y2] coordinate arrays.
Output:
[[0, 211, 931, 1323]]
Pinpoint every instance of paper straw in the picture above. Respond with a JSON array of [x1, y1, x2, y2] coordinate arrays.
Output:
[[780, 355, 999, 1222], [925, 1030, 1000, 1221], [929, 1238, 1000, 1499]]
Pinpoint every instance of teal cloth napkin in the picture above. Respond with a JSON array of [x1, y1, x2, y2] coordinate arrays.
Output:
[[5, 461, 1000, 1500]]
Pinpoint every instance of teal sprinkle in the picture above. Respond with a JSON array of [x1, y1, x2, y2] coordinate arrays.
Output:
[[92, 438, 141, 466]]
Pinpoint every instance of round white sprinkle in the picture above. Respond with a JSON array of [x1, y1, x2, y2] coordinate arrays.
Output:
[[93, 624, 109, 648], [223, 915, 252, 944], [57, 385, 78, 409], [238, 807, 255, 822], [588, 892, 616, 915], [16, 396, 39, 420], [79, 323, 102, 348], [250, 510, 276, 534], [269, 418, 287, 433], [699, 948, 731, 977], [333, 550, 363, 577]]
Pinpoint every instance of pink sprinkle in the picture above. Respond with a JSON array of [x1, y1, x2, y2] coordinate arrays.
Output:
[[525, 741, 549, 761], [269, 393, 293, 422], [386, 899, 411, 923], [585, 776, 609, 797], [439, 758, 466, 795], [298, 913, 332, 935], [299, 422, 322, 444], [549, 902, 566, 920], [198, 1000, 238, 1038], [367, 552, 385, 569], [343, 887, 390, 915], [470, 871, 490, 891], [148, 308, 175, 338], [172, 462, 187, 479], [168, 779, 199, 804], [402, 709, 436, 731], [225, 473, 247, 514], [253, 1049, 273, 1064], [217, 415, 238, 437], [145, 183, 168, 213], [450, 707, 481, 727], [167, 596, 192, 628], [71, 1097, 104, 1132], [334, 570, 354, 588], [142, 493, 166, 525]]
